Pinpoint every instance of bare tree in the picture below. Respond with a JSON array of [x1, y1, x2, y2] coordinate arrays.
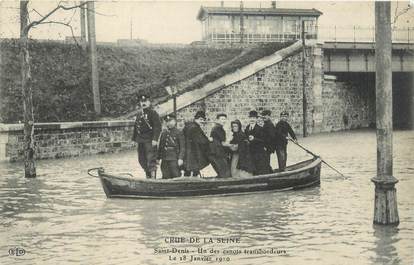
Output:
[[392, 1, 413, 29], [19, 0, 89, 178]]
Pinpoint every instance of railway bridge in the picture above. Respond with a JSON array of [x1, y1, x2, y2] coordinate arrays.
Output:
[[317, 26, 413, 129]]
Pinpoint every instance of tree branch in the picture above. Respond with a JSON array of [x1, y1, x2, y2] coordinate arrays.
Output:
[[25, 1, 88, 32], [37, 21, 82, 48], [31, 8, 44, 18], [79, 5, 116, 17], [392, 2, 412, 27]]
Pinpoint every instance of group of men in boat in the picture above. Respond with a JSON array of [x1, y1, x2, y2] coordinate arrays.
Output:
[[132, 94, 297, 179]]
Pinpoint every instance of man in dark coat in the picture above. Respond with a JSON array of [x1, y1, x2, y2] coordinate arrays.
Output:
[[245, 110, 272, 175], [275, 111, 297, 171], [183, 111, 210, 177], [261, 110, 276, 170], [209, 113, 231, 178], [132, 94, 161, 179], [157, 114, 185, 179]]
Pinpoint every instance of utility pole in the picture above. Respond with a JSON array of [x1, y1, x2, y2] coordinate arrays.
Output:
[[301, 20, 307, 137], [20, 0, 36, 178], [240, 1, 244, 43], [87, 1, 101, 115], [130, 17, 133, 40], [80, 1, 87, 49], [371, 1, 399, 225]]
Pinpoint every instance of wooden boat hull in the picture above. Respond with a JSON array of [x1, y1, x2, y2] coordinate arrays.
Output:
[[97, 157, 321, 199]]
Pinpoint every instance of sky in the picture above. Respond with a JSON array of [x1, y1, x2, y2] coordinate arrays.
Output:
[[0, 0, 413, 44]]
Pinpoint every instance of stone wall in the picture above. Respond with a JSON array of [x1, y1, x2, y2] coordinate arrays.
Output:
[[0, 121, 135, 162], [0, 41, 378, 163], [175, 48, 314, 137], [173, 46, 376, 137], [321, 74, 375, 131]]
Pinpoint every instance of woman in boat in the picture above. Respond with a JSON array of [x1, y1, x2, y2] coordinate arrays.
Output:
[[209, 113, 231, 178], [229, 120, 254, 177]]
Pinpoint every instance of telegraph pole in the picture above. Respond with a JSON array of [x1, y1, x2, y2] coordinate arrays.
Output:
[[240, 1, 244, 43], [80, 1, 87, 49], [87, 1, 101, 115], [130, 17, 133, 40], [371, 1, 399, 225], [301, 20, 307, 137]]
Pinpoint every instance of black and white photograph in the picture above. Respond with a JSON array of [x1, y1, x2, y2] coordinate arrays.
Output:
[[0, 0, 413, 264]]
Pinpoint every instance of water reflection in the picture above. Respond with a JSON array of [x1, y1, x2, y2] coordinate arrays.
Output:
[[0, 130, 413, 265], [372, 225, 401, 264]]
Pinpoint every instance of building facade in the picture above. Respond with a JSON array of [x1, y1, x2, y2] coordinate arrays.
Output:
[[197, 6, 322, 43]]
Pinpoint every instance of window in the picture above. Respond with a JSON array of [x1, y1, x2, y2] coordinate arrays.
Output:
[[284, 18, 298, 33]]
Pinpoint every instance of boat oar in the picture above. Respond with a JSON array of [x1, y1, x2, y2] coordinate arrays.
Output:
[[287, 137, 346, 179]]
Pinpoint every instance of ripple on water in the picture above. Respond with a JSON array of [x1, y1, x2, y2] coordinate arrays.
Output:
[[0, 130, 413, 265]]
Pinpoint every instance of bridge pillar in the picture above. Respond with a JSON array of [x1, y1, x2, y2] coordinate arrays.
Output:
[[311, 42, 324, 133]]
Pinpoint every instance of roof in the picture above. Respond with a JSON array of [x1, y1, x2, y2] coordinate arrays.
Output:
[[197, 6, 323, 20]]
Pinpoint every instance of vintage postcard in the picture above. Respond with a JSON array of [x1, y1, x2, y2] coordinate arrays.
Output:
[[0, 0, 413, 264]]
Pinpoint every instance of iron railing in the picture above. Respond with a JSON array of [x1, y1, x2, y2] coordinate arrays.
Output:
[[204, 26, 412, 44], [206, 32, 317, 43], [318, 26, 412, 43]]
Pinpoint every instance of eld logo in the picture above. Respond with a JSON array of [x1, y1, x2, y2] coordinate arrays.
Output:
[[8, 247, 26, 256]]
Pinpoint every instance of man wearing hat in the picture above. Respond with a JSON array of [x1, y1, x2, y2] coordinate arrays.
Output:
[[274, 111, 297, 171], [245, 110, 258, 135], [182, 111, 211, 177], [132, 94, 162, 178], [157, 114, 185, 179], [209, 113, 231, 178], [245, 110, 272, 175]]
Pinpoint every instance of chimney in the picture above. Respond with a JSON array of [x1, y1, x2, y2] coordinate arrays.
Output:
[[271, 1, 276, 9]]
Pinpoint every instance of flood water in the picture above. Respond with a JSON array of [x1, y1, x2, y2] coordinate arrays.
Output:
[[0, 129, 413, 265]]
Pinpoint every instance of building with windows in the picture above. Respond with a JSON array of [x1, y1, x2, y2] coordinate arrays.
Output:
[[197, 6, 322, 43]]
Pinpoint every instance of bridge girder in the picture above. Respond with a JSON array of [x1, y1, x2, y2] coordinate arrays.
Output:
[[322, 41, 413, 73]]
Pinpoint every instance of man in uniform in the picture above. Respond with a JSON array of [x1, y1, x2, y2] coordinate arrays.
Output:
[[274, 111, 297, 171], [132, 94, 161, 179], [183, 111, 210, 177], [209, 113, 231, 178], [157, 114, 185, 179]]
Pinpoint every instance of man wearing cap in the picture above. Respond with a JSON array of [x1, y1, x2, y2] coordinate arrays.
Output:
[[209, 113, 231, 178], [157, 114, 185, 179], [132, 94, 162, 179], [183, 111, 210, 177], [245, 110, 272, 175], [275, 111, 297, 171]]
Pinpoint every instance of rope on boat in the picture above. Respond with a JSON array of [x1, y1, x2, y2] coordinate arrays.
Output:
[[287, 137, 346, 179], [87, 167, 104, 178], [116, 173, 135, 178]]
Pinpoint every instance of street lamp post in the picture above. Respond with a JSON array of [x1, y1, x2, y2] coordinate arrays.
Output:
[[371, 1, 399, 225], [301, 20, 308, 137], [165, 85, 177, 116]]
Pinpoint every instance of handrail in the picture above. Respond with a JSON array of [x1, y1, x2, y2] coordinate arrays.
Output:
[[204, 26, 412, 44]]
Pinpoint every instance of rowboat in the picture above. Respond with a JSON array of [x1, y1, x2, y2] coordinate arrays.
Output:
[[89, 156, 322, 199]]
